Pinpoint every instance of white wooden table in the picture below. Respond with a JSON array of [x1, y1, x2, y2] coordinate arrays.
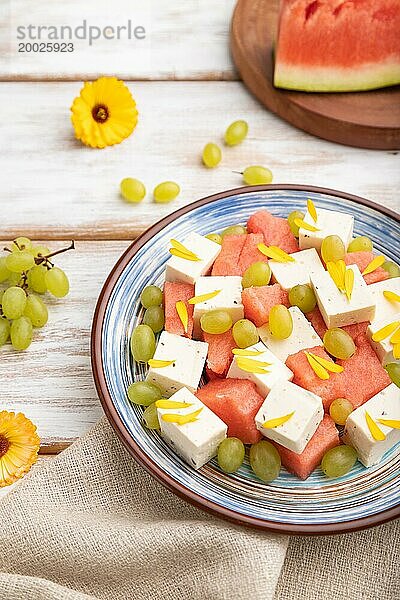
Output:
[[1, 0, 399, 497]]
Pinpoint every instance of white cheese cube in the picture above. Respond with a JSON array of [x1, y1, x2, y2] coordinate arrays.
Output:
[[258, 306, 322, 362], [343, 384, 400, 467], [269, 248, 326, 291], [157, 388, 227, 470], [227, 342, 293, 397], [146, 331, 208, 396], [299, 207, 354, 252], [254, 380, 324, 454], [311, 264, 376, 328], [193, 276, 244, 338], [367, 312, 400, 366], [165, 232, 221, 285], [368, 277, 400, 325]]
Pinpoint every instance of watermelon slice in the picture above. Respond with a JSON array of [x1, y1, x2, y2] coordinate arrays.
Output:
[[242, 283, 289, 327], [344, 251, 389, 284], [203, 330, 236, 378], [164, 282, 194, 338], [247, 210, 299, 254], [272, 415, 340, 480], [274, 0, 400, 92], [196, 379, 264, 444], [238, 233, 269, 273], [211, 234, 246, 276], [306, 307, 328, 339]]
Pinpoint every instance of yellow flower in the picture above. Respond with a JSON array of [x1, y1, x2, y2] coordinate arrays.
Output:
[[0, 411, 40, 487], [70, 77, 138, 149]]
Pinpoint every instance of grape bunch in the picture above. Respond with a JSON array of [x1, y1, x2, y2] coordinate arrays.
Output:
[[0, 237, 74, 351]]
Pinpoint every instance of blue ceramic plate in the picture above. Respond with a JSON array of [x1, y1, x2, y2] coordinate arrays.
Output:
[[92, 185, 400, 534]]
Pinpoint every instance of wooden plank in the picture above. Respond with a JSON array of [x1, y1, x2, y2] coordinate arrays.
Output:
[[0, 241, 129, 449], [1, 0, 237, 81], [0, 457, 52, 500], [1, 81, 399, 240]]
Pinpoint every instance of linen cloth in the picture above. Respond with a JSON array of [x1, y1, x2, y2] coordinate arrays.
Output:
[[0, 417, 398, 600]]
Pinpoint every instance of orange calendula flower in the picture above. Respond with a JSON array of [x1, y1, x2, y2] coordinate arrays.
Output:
[[71, 77, 138, 149], [0, 411, 40, 487]]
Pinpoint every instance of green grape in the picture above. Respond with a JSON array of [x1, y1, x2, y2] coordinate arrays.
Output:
[[23, 294, 48, 328], [224, 120, 248, 146], [45, 267, 69, 298], [329, 398, 353, 426], [242, 261, 272, 288], [347, 236, 373, 253], [11, 237, 32, 252], [7, 272, 21, 286], [323, 328, 355, 360], [205, 233, 222, 245], [0, 257, 11, 283], [200, 310, 232, 334], [5, 251, 35, 273], [217, 438, 245, 473], [249, 440, 281, 482], [143, 306, 165, 333], [0, 318, 10, 347], [120, 178, 146, 203], [2, 286, 27, 319], [288, 284, 317, 313], [287, 210, 305, 237], [202, 143, 222, 168], [242, 166, 273, 185], [269, 304, 293, 340], [130, 324, 156, 362], [127, 381, 162, 406], [221, 225, 247, 238], [232, 319, 259, 348], [153, 181, 180, 204], [385, 363, 400, 388], [321, 235, 345, 263], [321, 445, 358, 478], [27, 265, 47, 294], [10, 316, 33, 351], [382, 261, 400, 278], [140, 285, 163, 308], [142, 402, 160, 430], [29, 245, 50, 258]]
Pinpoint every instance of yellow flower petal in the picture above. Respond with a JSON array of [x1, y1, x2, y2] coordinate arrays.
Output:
[[188, 290, 221, 304], [326, 261, 345, 292], [390, 326, 400, 344], [365, 411, 386, 441], [0, 411, 40, 488], [155, 400, 193, 409], [308, 352, 344, 373], [169, 239, 200, 261], [257, 244, 294, 262], [383, 291, 400, 303], [393, 343, 400, 359], [175, 301, 188, 334], [362, 255, 385, 276], [372, 321, 400, 342], [263, 412, 295, 429], [345, 268, 354, 301], [148, 359, 175, 368], [236, 357, 271, 374], [377, 418, 400, 429], [232, 348, 264, 356], [305, 352, 330, 380], [294, 218, 320, 232], [307, 198, 318, 223], [161, 407, 203, 425]]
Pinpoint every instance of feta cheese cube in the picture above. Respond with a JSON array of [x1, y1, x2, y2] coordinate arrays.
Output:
[[368, 277, 400, 325], [227, 342, 293, 397], [258, 306, 322, 362], [157, 387, 227, 469], [269, 248, 326, 291], [165, 232, 221, 285], [343, 384, 400, 467], [254, 380, 324, 454], [193, 276, 244, 338], [367, 312, 400, 365], [146, 331, 208, 396], [311, 264, 375, 328], [299, 207, 354, 252]]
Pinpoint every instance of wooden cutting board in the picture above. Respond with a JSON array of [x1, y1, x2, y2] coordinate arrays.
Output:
[[230, 0, 400, 150]]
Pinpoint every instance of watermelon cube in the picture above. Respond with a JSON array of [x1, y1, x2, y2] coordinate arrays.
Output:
[[273, 416, 340, 480], [238, 233, 268, 273], [247, 210, 299, 254], [164, 282, 194, 338], [306, 307, 327, 339], [242, 284, 289, 327], [286, 346, 345, 411], [203, 330, 236, 378], [211, 234, 246, 276], [342, 321, 369, 342], [195, 378, 264, 444], [344, 251, 389, 285]]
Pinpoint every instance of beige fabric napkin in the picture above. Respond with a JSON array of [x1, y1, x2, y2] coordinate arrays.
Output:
[[0, 417, 398, 600]]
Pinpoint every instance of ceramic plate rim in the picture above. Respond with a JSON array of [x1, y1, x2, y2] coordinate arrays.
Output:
[[91, 184, 400, 536]]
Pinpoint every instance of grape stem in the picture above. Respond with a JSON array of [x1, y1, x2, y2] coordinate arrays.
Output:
[[232, 171, 244, 175], [35, 241, 75, 266]]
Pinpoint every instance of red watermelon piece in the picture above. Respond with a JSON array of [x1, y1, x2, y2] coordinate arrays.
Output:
[[196, 379, 264, 444], [164, 282, 194, 338], [211, 234, 246, 276], [242, 284, 289, 327], [306, 307, 327, 339], [203, 330, 236, 378], [247, 210, 299, 254], [238, 233, 269, 273], [272, 415, 340, 480], [344, 251, 389, 284], [342, 321, 369, 342], [286, 346, 345, 411], [274, 0, 400, 92]]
